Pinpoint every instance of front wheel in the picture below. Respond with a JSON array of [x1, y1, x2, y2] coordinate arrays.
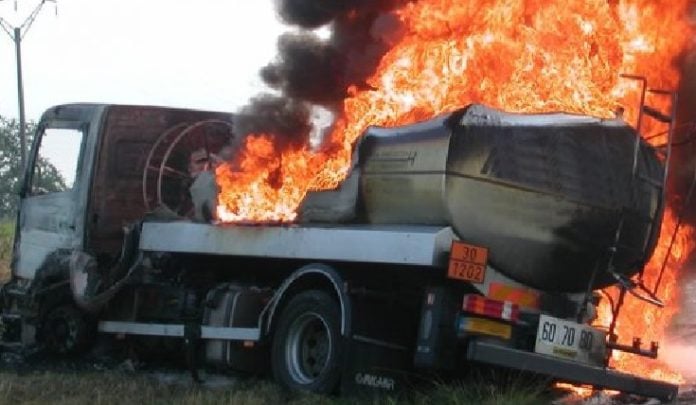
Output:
[[39, 304, 93, 354], [271, 290, 342, 393]]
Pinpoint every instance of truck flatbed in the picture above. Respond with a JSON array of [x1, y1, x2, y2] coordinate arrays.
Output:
[[140, 221, 456, 267]]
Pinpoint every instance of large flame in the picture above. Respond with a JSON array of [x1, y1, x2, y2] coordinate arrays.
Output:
[[594, 209, 695, 383], [216, 0, 695, 385], [218, 0, 692, 220]]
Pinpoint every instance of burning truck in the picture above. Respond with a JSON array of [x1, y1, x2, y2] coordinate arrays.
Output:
[[0, 98, 683, 400], [1, 0, 694, 401]]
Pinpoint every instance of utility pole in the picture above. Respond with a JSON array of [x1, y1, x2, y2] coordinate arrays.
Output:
[[0, 0, 56, 170], [14, 26, 26, 170]]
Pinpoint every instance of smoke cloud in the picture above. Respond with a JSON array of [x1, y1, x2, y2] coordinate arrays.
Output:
[[274, 0, 355, 28], [233, 0, 411, 145], [261, 33, 346, 106], [234, 95, 312, 147]]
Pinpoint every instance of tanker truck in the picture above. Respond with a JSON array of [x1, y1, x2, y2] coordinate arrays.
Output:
[[0, 101, 680, 400]]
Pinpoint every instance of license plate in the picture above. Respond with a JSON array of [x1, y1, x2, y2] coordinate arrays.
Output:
[[534, 314, 606, 366], [448, 241, 488, 283], [457, 316, 511, 340]]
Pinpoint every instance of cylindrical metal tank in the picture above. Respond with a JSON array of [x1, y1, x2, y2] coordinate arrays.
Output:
[[357, 105, 664, 292]]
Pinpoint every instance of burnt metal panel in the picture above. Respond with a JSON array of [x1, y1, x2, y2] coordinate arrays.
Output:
[[14, 104, 106, 281], [86, 105, 234, 255]]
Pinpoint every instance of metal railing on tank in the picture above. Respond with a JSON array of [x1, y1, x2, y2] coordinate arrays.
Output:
[[576, 74, 689, 361]]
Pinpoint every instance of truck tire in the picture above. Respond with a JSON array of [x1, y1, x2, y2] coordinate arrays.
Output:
[[39, 304, 92, 354], [272, 290, 342, 393]]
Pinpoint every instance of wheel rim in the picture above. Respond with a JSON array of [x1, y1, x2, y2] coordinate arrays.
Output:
[[285, 312, 332, 385]]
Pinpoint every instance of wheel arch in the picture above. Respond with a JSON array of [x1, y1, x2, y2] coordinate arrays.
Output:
[[29, 249, 74, 313], [264, 263, 351, 338]]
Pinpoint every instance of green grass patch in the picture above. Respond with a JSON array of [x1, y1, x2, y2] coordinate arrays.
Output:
[[411, 379, 547, 405], [0, 370, 550, 405], [0, 220, 13, 282]]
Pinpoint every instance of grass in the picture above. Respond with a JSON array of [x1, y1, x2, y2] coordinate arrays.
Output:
[[0, 220, 13, 282], [0, 370, 550, 405], [0, 371, 290, 405], [408, 378, 548, 405]]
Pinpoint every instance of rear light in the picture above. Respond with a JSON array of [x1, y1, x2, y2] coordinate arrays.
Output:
[[457, 316, 512, 339], [488, 282, 540, 309], [462, 294, 519, 322]]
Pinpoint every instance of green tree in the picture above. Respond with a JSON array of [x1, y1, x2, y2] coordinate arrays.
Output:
[[0, 116, 66, 218]]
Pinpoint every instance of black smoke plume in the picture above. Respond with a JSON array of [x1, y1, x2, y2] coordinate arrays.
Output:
[[274, 0, 355, 28], [260, 33, 346, 106], [234, 95, 312, 147], [234, 0, 410, 145]]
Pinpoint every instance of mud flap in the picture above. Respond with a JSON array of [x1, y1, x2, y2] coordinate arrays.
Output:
[[340, 335, 411, 396], [339, 292, 415, 397]]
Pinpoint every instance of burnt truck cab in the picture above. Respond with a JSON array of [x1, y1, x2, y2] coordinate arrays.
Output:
[[0, 103, 680, 401], [13, 105, 98, 287], [5, 104, 235, 347]]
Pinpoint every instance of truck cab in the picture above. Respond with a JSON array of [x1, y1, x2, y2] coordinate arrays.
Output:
[[6, 104, 234, 348]]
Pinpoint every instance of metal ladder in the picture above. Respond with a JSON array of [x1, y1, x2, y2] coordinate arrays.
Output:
[[576, 75, 681, 359], [613, 74, 678, 302]]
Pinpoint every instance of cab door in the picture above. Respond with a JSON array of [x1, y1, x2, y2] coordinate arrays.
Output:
[[13, 121, 87, 280]]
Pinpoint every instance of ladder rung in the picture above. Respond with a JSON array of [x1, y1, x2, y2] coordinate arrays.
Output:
[[648, 88, 673, 96], [620, 207, 656, 223], [614, 242, 641, 250], [642, 106, 672, 124], [635, 173, 664, 188], [627, 215, 656, 224]]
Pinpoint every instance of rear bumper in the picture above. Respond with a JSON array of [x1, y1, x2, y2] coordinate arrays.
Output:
[[465, 339, 678, 402]]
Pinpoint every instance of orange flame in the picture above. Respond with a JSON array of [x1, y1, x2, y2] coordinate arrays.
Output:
[[217, 134, 319, 222], [218, 0, 693, 220], [594, 209, 695, 384], [216, 0, 695, 386]]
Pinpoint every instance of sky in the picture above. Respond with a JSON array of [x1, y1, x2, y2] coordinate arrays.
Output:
[[0, 0, 289, 121]]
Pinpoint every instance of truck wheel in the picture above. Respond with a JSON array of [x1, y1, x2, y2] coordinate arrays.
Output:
[[40, 304, 92, 354], [272, 290, 342, 393]]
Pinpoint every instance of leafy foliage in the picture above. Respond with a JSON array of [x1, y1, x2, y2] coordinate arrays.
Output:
[[0, 116, 66, 218]]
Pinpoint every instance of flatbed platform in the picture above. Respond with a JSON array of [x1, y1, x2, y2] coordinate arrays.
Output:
[[140, 221, 456, 267]]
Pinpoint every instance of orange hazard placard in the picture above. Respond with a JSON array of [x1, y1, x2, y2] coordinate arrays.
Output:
[[447, 241, 488, 283]]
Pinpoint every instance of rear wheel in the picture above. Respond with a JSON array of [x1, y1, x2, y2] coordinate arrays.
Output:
[[271, 290, 342, 393]]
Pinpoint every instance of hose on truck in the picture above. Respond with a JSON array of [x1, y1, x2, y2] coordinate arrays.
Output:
[[69, 223, 142, 313]]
